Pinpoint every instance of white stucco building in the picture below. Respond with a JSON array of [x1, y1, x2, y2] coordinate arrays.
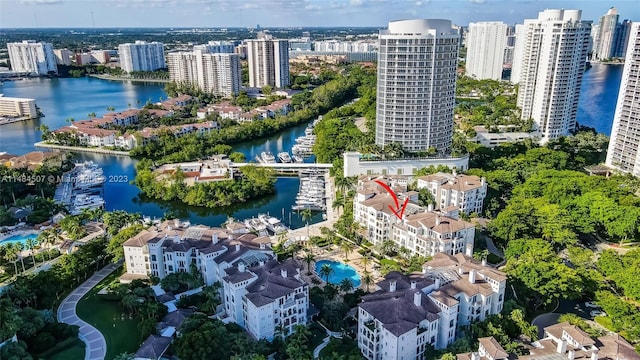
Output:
[[512, 9, 591, 141], [222, 259, 308, 341], [357, 254, 507, 359], [7, 40, 57, 75], [118, 41, 166, 73], [594, 7, 619, 61], [193, 41, 235, 54], [606, 23, 640, 176], [353, 175, 477, 258], [246, 37, 290, 88], [167, 50, 241, 97], [465, 22, 508, 80], [415, 172, 487, 215], [343, 152, 469, 178], [376, 19, 460, 153], [0, 96, 38, 119]]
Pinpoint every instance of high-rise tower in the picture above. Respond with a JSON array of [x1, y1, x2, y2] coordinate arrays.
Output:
[[606, 23, 640, 175], [513, 9, 591, 141], [375, 19, 459, 153], [466, 21, 508, 80]]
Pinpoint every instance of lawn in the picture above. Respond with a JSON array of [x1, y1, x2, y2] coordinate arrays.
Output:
[[319, 337, 361, 359], [76, 267, 143, 360], [45, 339, 85, 360], [309, 322, 328, 350], [594, 316, 631, 339]]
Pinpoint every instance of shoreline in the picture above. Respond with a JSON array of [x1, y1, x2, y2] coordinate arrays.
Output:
[[89, 74, 170, 83], [34, 141, 131, 156]]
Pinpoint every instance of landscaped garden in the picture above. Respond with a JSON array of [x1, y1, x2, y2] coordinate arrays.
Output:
[[75, 267, 142, 360]]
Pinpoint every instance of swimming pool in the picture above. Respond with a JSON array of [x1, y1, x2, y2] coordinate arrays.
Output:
[[315, 260, 361, 287], [0, 233, 38, 247]]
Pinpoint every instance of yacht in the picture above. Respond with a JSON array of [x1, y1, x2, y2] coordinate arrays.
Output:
[[260, 151, 276, 164], [277, 152, 292, 163], [73, 161, 106, 190], [293, 155, 304, 163], [258, 214, 290, 234], [71, 194, 105, 215]]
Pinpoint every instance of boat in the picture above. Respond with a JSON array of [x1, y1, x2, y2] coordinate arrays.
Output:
[[277, 152, 292, 163], [260, 151, 276, 164], [70, 194, 105, 215], [293, 155, 304, 163], [73, 161, 106, 190], [258, 214, 290, 234], [244, 218, 267, 233]]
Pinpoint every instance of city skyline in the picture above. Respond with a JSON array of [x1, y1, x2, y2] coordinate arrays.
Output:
[[2, 0, 640, 29]]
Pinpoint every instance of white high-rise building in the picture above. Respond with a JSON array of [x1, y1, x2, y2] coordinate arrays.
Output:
[[376, 19, 459, 153], [118, 41, 166, 73], [595, 7, 620, 60], [606, 23, 640, 176], [513, 9, 591, 141], [465, 22, 508, 80], [167, 50, 241, 97], [53, 49, 72, 66], [246, 39, 290, 88], [7, 40, 57, 75], [193, 41, 235, 54]]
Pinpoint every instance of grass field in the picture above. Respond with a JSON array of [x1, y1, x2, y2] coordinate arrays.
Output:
[[45, 340, 85, 360], [76, 267, 142, 360]]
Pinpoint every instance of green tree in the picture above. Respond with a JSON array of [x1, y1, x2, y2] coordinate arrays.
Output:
[[319, 263, 334, 284]]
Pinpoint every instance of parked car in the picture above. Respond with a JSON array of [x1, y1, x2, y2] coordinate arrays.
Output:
[[584, 301, 600, 308], [590, 310, 606, 317]]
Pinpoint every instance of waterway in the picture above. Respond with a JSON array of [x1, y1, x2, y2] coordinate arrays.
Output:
[[0, 77, 322, 228], [577, 63, 624, 135]]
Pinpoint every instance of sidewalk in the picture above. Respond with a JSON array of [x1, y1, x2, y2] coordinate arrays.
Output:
[[57, 262, 121, 360]]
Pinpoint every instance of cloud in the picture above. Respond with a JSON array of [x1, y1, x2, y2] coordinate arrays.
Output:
[[19, 0, 63, 4]]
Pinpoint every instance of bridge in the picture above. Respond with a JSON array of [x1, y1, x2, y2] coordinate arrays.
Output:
[[230, 162, 333, 170]]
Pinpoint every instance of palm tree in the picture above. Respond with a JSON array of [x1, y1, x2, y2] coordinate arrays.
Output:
[[26, 237, 38, 269], [113, 353, 133, 360], [340, 240, 354, 261], [2, 244, 18, 275], [361, 253, 372, 272], [339, 278, 354, 293], [301, 208, 313, 241], [362, 271, 374, 292], [332, 196, 345, 216], [319, 263, 334, 284], [15, 242, 26, 273], [303, 253, 315, 275]]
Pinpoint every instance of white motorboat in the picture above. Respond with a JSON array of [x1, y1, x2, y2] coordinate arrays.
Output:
[[293, 155, 304, 163], [277, 152, 292, 163], [260, 151, 276, 164]]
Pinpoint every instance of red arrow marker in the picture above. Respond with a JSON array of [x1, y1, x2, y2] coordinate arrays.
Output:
[[374, 180, 408, 221]]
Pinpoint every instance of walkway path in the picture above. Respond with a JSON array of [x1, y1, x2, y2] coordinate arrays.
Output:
[[313, 336, 331, 359], [485, 236, 504, 258], [57, 262, 121, 360]]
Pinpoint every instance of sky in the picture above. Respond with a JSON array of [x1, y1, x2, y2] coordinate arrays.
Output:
[[1, 0, 639, 28]]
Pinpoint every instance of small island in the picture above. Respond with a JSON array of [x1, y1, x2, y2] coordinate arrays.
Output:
[[134, 158, 276, 208]]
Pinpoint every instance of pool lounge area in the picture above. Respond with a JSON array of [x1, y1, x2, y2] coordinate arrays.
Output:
[[315, 259, 361, 287], [0, 232, 39, 247]]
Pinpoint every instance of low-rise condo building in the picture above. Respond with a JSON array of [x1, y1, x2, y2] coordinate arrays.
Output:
[[415, 171, 487, 215]]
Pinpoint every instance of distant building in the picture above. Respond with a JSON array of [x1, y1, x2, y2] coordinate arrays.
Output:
[[465, 22, 508, 80], [118, 41, 166, 73], [606, 23, 640, 176], [613, 20, 633, 58], [376, 19, 459, 153], [594, 7, 619, 60], [289, 37, 312, 51], [193, 41, 235, 54], [0, 96, 38, 119], [167, 50, 241, 97], [7, 40, 57, 75], [246, 38, 290, 88], [75, 50, 111, 65], [53, 49, 72, 66], [512, 9, 591, 141]]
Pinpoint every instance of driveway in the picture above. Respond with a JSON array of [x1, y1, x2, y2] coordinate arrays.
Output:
[[57, 262, 121, 360]]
